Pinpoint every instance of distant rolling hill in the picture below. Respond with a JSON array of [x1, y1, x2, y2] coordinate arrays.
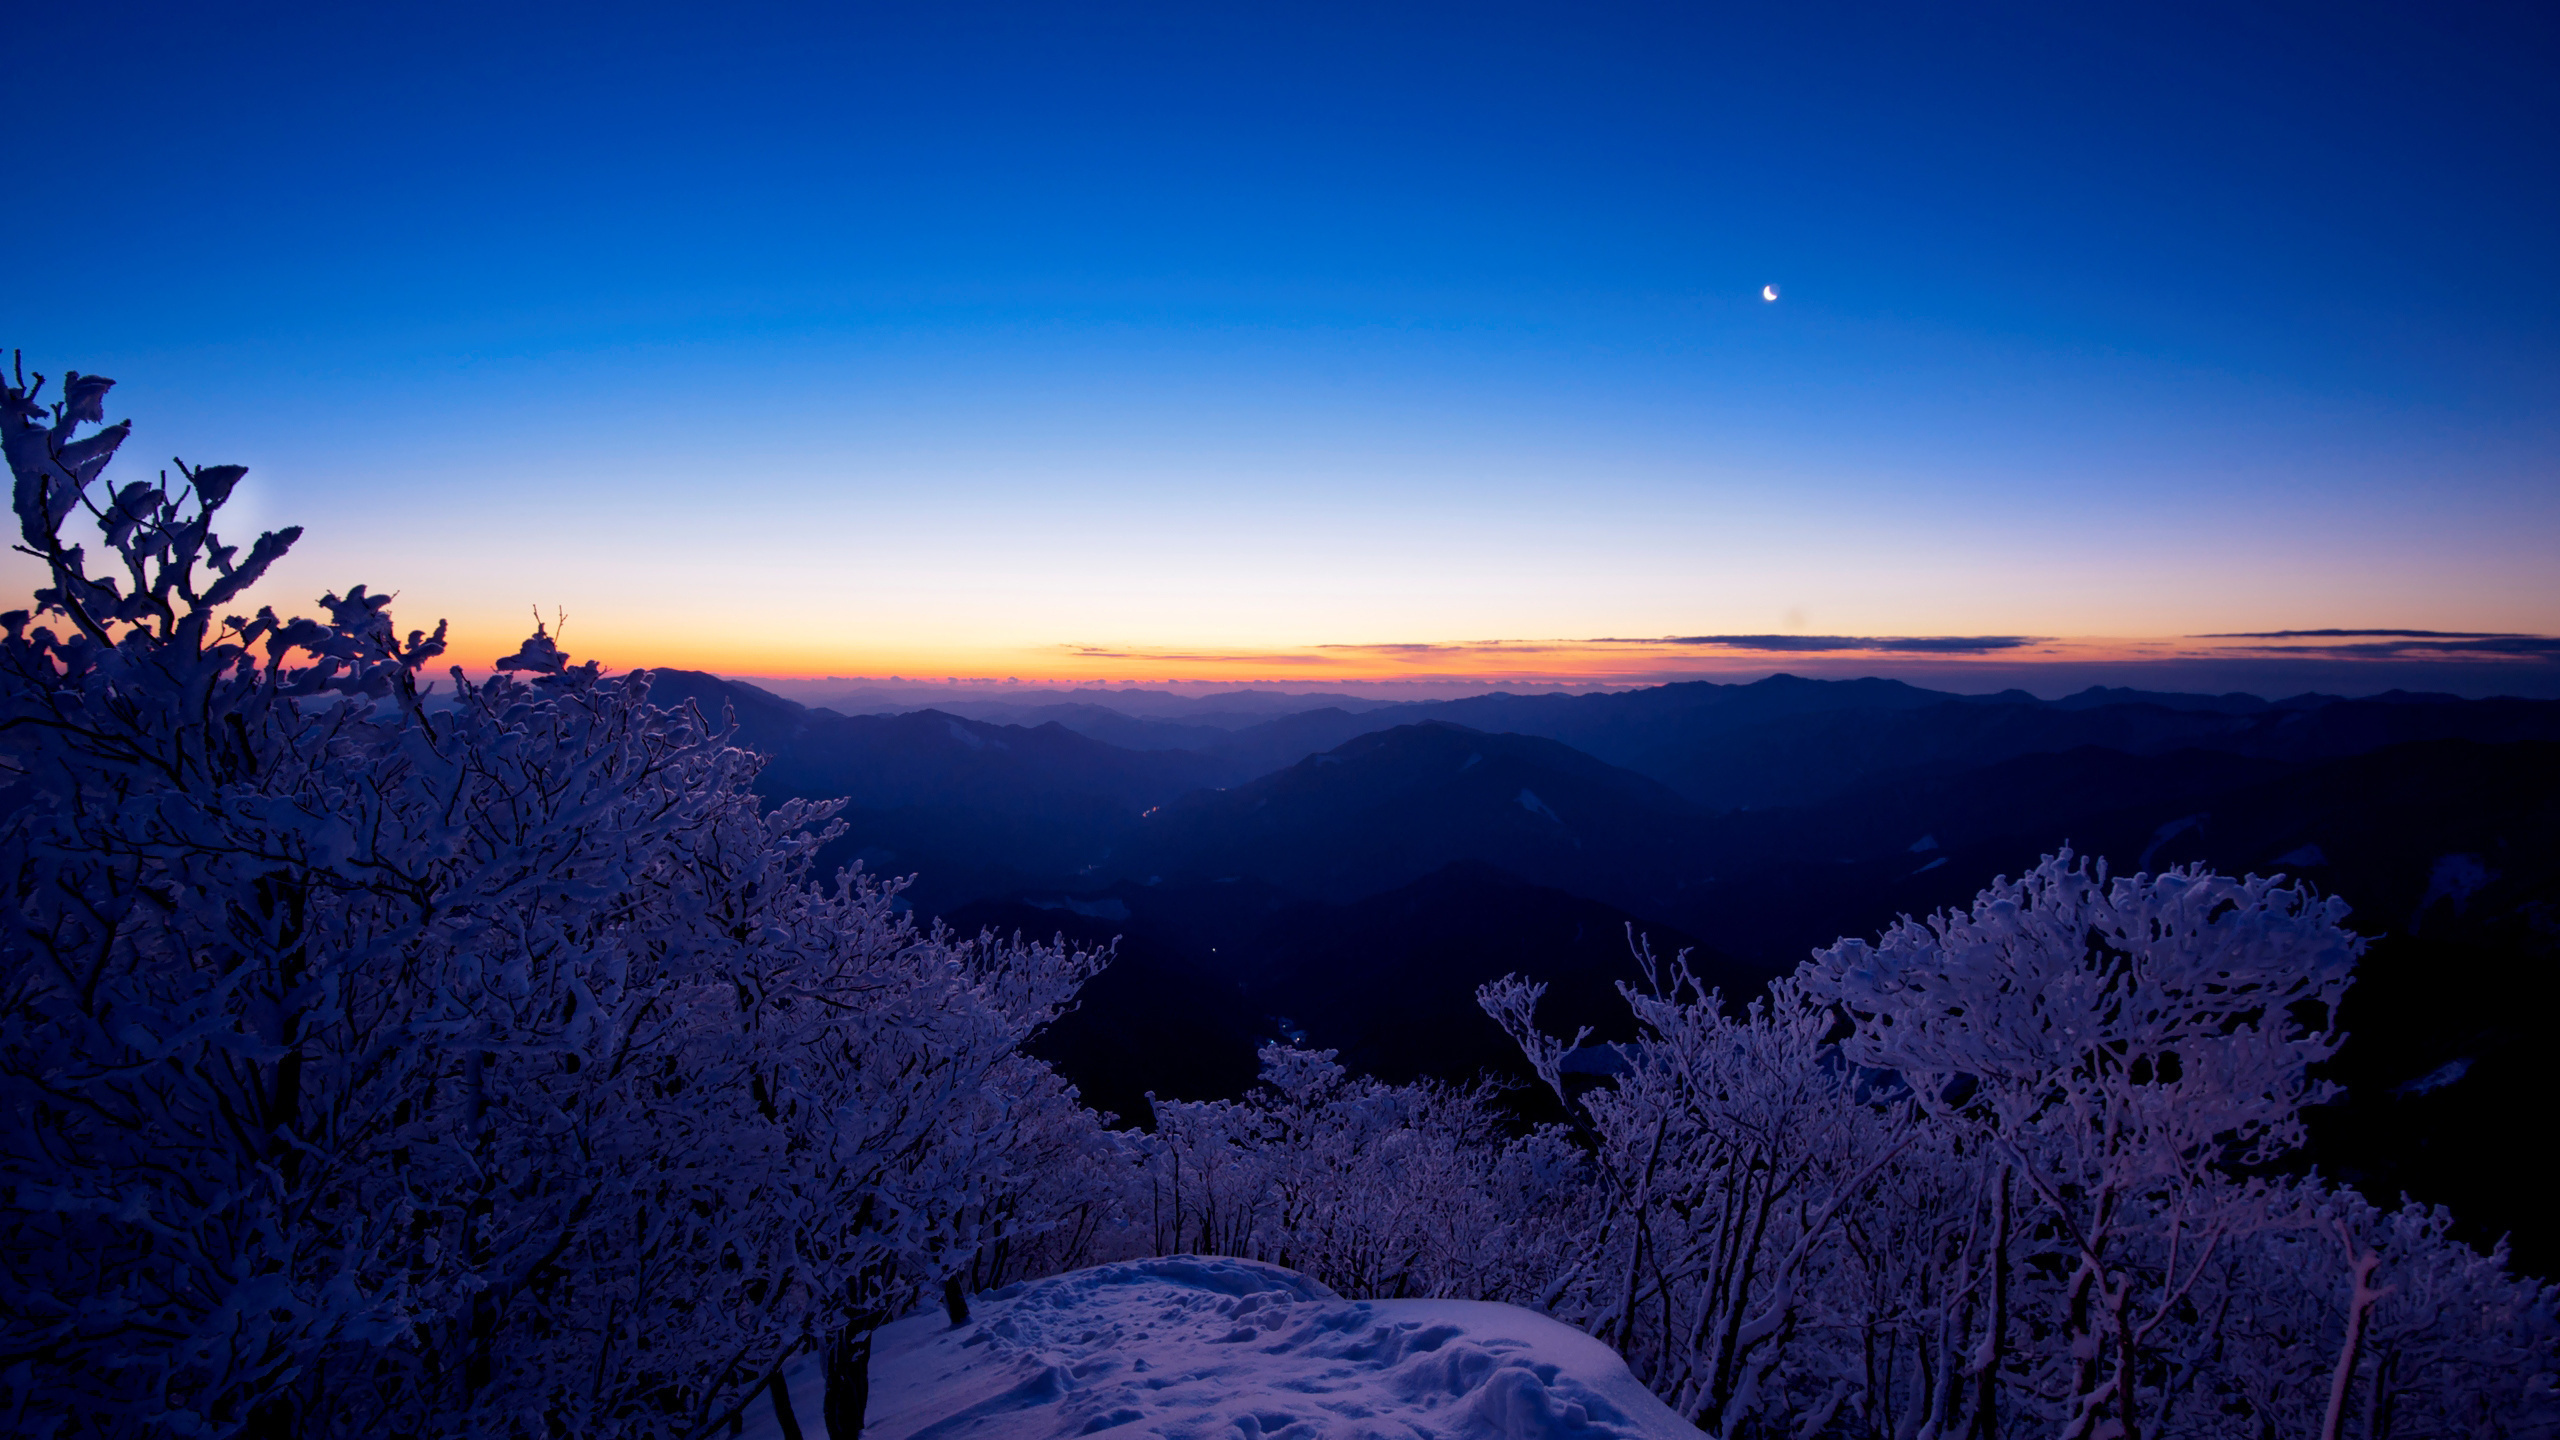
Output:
[[1402, 676, 2560, 809], [638, 670, 1218, 911], [803, 685, 1406, 725], [644, 664, 2560, 1266], [949, 863, 1750, 1127], [1110, 722, 1710, 912]]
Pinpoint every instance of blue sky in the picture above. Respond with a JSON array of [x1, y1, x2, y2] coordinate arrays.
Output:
[[8, 2, 2556, 691]]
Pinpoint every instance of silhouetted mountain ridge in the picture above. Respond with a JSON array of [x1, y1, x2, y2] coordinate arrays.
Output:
[[642, 663, 2560, 1266], [951, 862, 1748, 1125], [1114, 722, 1707, 914]]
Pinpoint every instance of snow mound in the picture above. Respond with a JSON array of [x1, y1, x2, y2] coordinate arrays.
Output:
[[857, 1256, 1702, 1440]]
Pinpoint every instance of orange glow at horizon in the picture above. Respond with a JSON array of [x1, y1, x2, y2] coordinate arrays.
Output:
[[486, 629, 2551, 688]]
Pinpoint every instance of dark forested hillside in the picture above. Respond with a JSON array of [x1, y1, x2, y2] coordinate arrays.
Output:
[[659, 666, 2560, 1266], [947, 864, 1747, 1126], [1109, 723, 1708, 906]]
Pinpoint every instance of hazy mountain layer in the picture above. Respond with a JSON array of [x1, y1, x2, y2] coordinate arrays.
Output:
[[648, 666, 2560, 1266]]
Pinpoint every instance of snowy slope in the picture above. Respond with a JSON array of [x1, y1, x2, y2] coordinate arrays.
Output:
[[746, 1256, 1702, 1440]]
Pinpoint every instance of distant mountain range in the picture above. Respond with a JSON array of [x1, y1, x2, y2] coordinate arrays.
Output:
[[640, 666, 2560, 1270], [785, 684, 1406, 725]]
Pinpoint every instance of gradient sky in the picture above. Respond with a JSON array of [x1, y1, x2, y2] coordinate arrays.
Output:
[[7, 2, 2557, 692]]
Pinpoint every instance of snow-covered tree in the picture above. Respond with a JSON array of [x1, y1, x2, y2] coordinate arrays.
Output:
[[1477, 860, 2555, 1440], [2203, 1188, 2560, 1440], [0, 360, 1113, 1440], [749, 879, 1111, 1439], [1804, 851, 2361, 1440], [4, 360, 482, 1435], [1134, 1044, 1588, 1306], [1482, 945, 1910, 1436]]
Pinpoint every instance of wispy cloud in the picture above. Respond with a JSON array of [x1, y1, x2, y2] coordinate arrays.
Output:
[[1313, 641, 1577, 657], [1063, 646, 1341, 665], [1586, 634, 2042, 655], [1050, 633, 2054, 673], [2197, 628, 2521, 639], [1312, 642, 1478, 655], [1019, 629, 2558, 687], [2193, 629, 2560, 660]]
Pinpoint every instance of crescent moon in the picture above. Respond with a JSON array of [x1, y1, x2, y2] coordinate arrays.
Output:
[[1762, 285, 1779, 302]]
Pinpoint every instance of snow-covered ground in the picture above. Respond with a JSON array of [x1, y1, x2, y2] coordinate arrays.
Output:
[[746, 1256, 1702, 1440]]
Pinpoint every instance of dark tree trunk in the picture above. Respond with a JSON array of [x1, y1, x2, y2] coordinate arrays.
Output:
[[241, 1394, 297, 1440], [464, 1048, 497, 1396], [1969, 1164, 2010, 1440], [768, 1367, 806, 1440], [2116, 1293, 2140, 1440], [2064, 1258, 2100, 1421], [943, 1275, 972, 1327], [824, 1317, 884, 1440], [2364, 1349, 2395, 1440]]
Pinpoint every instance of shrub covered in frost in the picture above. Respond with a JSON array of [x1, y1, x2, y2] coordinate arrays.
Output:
[[1476, 852, 2560, 1440], [1135, 1044, 1592, 1306], [0, 362, 1113, 1439], [1015, 849, 2557, 1438], [1484, 950, 1911, 1435]]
